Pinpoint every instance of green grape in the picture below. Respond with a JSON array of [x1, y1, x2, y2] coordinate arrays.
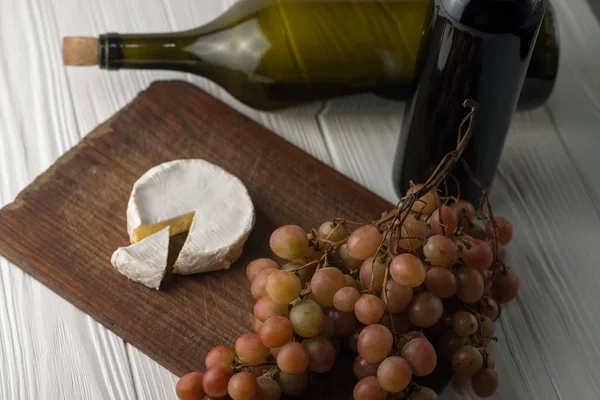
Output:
[[317, 220, 349, 246], [282, 262, 316, 286], [277, 371, 308, 397], [266, 270, 302, 304], [255, 376, 282, 400], [289, 300, 324, 338], [269, 225, 310, 260], [340, 243, 363, 272], [398, 214, 428, 250], [452, 311, 479, 337], [409, 387, 439, 399], [406, 184, 438, 216], [345, 274, 359, 289]]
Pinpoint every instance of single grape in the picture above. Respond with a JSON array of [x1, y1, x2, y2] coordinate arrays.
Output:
[[289, 300, 324, 338], [277, 371, 308, 397], [407, 291, 443, 328], [454, 267, 484, 304], [319, 315, 336, 339], [400, 338, 437, 376], [452, 199, 476, 228], [491, 269, 520, 304], [254, 296, 290, 322], [383, 313, 410, 335], [302, 336, 336, 373], [346, 225, 383, 260], [409, 387, 439, 399], [452, 311, 479, 337], [347, 324, 365, 352], [317, 220, 349, 245], [345, 274, 359, 289], [396, 331, 426, 353], [269, 225, 310, 260], [354, 294, 385, 325], [381, 280, 413, 313], [357, 324, 393, 364], [325, 307, 359, 337], [255, 376, 282, 400], [429, 206, 459, 236], [423, 235, 458, 267], [251, 268, 278, 300], [277, 342, 310, 374], [340, 243, 363, 272], [235, 334, 270, 365], [485, 216, 513, 245], [176, 371, 205, 400], [259, 315, 294, 348], [452, 346, 484, 376], [377, 356, 412, 392], [227, 372, 257, 400], [471, 368, 499, 398], [359, 256, 387, 294], [437, 330, 469, 361], [425, 267, 457, 298], [266, 270, 302, 305], [282, 262, 316, 287], [390, 254, 426, 288], [353, 355, 380, 380], [202, 366, 233, 398], [252, 317, 263, 333], [246, 258, 279, 282], [353, 376, 387, 400], [333, 286, 361, 312], [473, 296, 499, 321], [407, 183, 438, 216], [474, 315, 495, 345], [205, 346, 235, 370], [456, 237, 493, 270], [398, 214, 429, 250], [310, 267, 346, 307]]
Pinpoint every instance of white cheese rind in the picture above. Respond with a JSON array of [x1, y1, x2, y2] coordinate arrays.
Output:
[[127, 159, 255, 275], [110, 227, 170, 290]]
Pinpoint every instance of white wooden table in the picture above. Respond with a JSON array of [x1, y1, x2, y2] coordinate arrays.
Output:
[[1, 0, 599, 399]]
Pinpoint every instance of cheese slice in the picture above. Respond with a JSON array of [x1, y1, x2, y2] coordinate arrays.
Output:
[[126, 159, 255, 275], [110, 226, 170, 290]]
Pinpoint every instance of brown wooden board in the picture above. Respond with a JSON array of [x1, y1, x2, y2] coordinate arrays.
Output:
[[0, 81, 447, 398]]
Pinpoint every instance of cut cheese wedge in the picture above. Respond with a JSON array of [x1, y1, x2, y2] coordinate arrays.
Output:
[[110, 226, 170, 290], [126, 159, 255, 275]]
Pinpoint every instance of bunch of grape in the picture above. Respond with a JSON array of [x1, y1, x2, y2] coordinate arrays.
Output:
[[175, 180, 518, 400]]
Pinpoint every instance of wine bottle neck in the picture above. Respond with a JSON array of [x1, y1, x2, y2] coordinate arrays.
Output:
[[99, 32, 201, 72]]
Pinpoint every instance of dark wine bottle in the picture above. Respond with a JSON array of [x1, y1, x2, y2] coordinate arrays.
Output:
[[63, 0, 558, 111], [392, 0, 547, 203]]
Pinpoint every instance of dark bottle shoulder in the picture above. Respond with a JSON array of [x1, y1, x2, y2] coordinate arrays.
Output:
[[440, 0, 545, 33]]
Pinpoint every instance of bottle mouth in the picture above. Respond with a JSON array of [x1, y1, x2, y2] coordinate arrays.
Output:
[[99, 33, 124, 70]]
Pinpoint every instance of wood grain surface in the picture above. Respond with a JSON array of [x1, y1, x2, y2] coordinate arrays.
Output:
[[0, 81, 396, 398]]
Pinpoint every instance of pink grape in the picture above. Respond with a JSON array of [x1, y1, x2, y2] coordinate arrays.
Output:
[[346, 225, 383, 260], [246, 258, 279, 282], [381, 280, 413, 313], [398, 214, 429, 250], [429, 206, 459, 236], [354, 294, 385, 325], [475, 315, 496, 345], [353, 376, 387, 400], [259, 316, 294, 348], [266, 270, 301, 304], [486, 216, 513, 245], [359, 256, 387, 294], [396, 331, 426, 352], [401, 338, 437, 376], [473, 296, 499, 321], [227, 372, 257, 400], [357, 324, 393, 363], [452, 199, 476, 228], [425, 267, 457, 298], [456, 237, 493, 270], [407, 184, 438, 216], [491, 269, 520, 304], [377, 356, 412, 392], [176, 372, 205, 400], [310, 267, 346, 307], [277, 342, 309, 374], [407, 291, 443, 328], [235, 334, 270, 365], [254, 296, 289, 322], [333, 287, 361, 312], [452, 311, 479, 337], [325, 308, 359, 337], [454, 267, 484, 303], [269, 225, 310, 260], [423, 235, 459, 267], [486, 239, 506, 264], [251, 268, 278, 300], [340, 243, 363, 271], [410, 387, 439, 399], [302, 336, 336, 373], [202, 366, 233, 398], [452, 345, 484, 376], [289, 300, 324, 338], [471, 368, 499, 398], [205, 346, 234, 370], [353, 355, 380, 380], [390, 254, 426, 288]]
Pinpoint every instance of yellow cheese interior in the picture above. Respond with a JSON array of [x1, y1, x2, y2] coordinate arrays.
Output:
[[130, 211, 195, 243]]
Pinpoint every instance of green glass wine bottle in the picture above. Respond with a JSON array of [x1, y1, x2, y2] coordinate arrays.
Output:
[[63, 0, 558, 111]]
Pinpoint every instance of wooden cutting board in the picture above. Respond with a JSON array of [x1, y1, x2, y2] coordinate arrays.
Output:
[[0, 81, 445, 398]]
